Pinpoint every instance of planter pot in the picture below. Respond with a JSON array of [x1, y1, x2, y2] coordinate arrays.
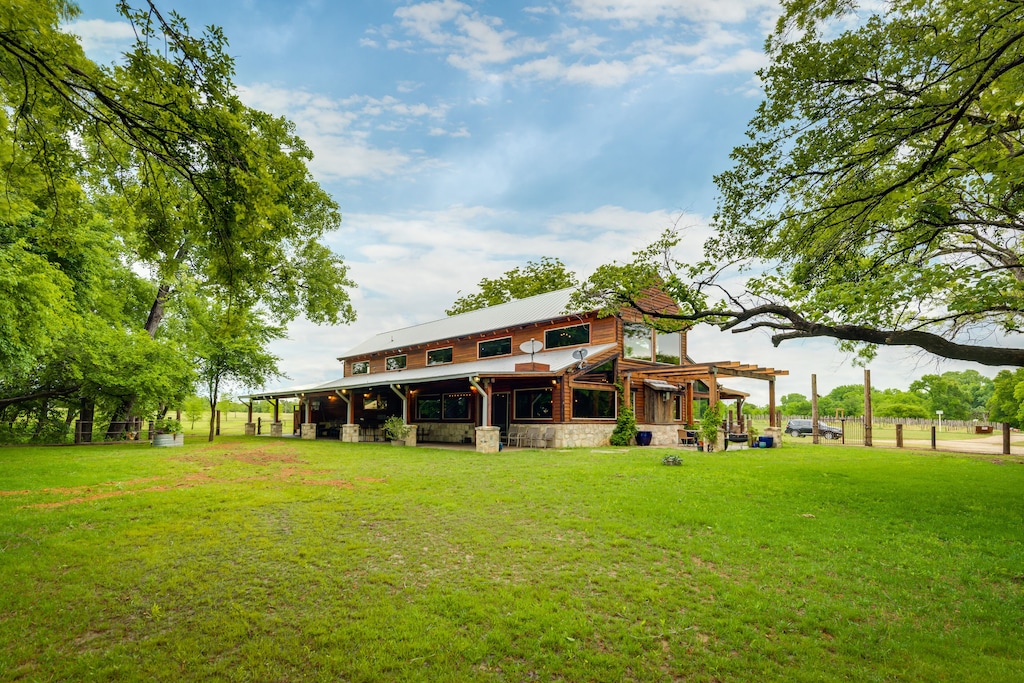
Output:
[[390, 439, 406, 447], [636, 431, 653, 446], [153, 433, 184, 447]]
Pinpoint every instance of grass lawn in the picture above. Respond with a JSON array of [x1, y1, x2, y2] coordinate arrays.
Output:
[[1, 439, 1022, 681]]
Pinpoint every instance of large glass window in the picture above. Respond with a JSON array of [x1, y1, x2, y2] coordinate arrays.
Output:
[[416, 395, 441, 420], [545, 323, 590, 349], [385, 354, 406, 371], [624, 322, 653, 361], [515, 388, 553, 420], [351, 360, 369, 375], [572, 389, 616, 419], [656, 332, 681, 364], [426, 347, 453, 366], [443, 393, 472, 420], [478, 337, 512, 358]]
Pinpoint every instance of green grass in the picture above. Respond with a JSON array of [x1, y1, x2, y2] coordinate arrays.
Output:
[[1, 438, 1022, 681]]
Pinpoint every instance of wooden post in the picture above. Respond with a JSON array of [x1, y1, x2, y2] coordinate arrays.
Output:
[[247, 401, 253, 423], [896, 424, 903, 448], [931, 425, 936, 450], [1004, 422, 1011, 455], [273, 399, 280, 423], [768, 379, 776, 428], [216, 410, 221, 436], [74, 420, 82, 445], [863, 369, 873, 447], [811, 374, 819, 444]]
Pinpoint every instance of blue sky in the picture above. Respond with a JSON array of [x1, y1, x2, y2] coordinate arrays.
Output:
[[69, 0, 996, 404]]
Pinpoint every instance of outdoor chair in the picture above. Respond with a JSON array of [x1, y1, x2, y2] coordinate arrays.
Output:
[[539, 426, 556, 448], [525, 427, 541, 448], [678, 429, 697, 447], [505, 424, 526, 446]]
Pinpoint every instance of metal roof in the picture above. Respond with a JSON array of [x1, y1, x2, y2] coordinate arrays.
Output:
[[339, 287, 580, 358], [243, 343, 616, 400]]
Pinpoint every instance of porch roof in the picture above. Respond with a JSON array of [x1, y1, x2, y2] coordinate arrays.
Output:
[[243, 343, 617, 401]]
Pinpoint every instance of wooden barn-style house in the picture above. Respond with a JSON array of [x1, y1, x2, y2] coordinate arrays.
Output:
[[244, 288, 786, 451]]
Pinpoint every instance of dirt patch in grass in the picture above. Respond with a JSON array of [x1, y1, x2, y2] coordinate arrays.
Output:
[[10, 458, 382, 508]]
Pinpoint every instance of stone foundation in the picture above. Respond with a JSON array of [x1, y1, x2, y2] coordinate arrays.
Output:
[[414, 422, 475, 444], [341, 424, 359, 443], [476, 426, 500, 453], [244, 422, 256, 436], [270, 422, 283, 437], [300, 423, 316, 440]]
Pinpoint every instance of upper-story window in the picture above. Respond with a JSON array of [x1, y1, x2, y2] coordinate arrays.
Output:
[[426, 347, 453, 366], [545, 323, 590, 349], [351, 360, 369, 375], [385, 354, 407, 371], [478, 337, 512, 358]]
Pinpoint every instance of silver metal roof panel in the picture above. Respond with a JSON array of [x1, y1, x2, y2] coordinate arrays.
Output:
[[339, 287, 580, 358]]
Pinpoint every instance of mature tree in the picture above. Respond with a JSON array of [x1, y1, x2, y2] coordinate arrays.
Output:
[[818, 385, 864, 417], [988, 369, 1024, 428], [780, 392, 811, 416], [0, 1, 356, 438], [872, 388, 930, 419], [909, 374, 973, 420], [576, 0, 1024, 368], [447, 257, 577, 315], [188, 300, 284, 442]]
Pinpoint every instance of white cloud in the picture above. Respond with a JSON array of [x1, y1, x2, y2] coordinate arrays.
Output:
[[568, 0, 776, 25], [385, 0, 770, 88], [65, 19, 135, 63], [237, 83, 456, 179]]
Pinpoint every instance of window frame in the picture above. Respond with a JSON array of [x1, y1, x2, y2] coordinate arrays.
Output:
[[544, 322, 591, 350], [513, 388, 554, 421], [426, 346, 453, 366], [385, 354, 407, 371], [571, 388, 616, 420], [478, 336, 512, 359], [350, 360, 370, 375]]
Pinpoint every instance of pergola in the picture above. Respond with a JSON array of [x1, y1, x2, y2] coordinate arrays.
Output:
[[630, 361, 789, 427]]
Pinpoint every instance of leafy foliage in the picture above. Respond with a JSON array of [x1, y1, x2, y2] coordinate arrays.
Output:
[[0, 1, 356, 438], [988, 369, 1024, 428], [447, 257, 577, 315], [609, 400, 638, 447], [577, 0, 1024, 367]]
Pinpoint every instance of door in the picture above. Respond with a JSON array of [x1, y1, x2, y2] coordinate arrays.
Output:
[[491, 392, 510, 438]]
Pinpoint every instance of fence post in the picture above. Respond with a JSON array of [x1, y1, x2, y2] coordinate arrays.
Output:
[[811, 374, 820, 445], [1004, 422, 1011, 455], [216, 410, 221, 436], [74, 420, 82, 445], [863, 369, 873, 447], [931, 425, 936, 450], [896, 424, 903, 448]]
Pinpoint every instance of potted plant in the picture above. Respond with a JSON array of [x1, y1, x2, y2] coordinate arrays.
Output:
[[383, 416, 411, 445], [698, 402, 725, 453], [153, 417, 184, 447]]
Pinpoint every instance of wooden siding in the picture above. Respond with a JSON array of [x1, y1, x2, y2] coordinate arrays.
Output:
[[341, 312, 616, 376]]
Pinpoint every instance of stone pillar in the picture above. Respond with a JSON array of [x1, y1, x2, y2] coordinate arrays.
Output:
[[244, 422, 256, 436], [476, 426, 501, 453], [342, 424, 359, 443], [270, 421, 283, 437], [301, 423, 316, 439], [406, 424, 418, 447], [764, 426, 782, 447]]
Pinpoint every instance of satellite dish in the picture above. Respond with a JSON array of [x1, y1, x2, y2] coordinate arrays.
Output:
[[520, 338, 543, 363], [572, 349, 588, 360], [520, 339, 543, 354]]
